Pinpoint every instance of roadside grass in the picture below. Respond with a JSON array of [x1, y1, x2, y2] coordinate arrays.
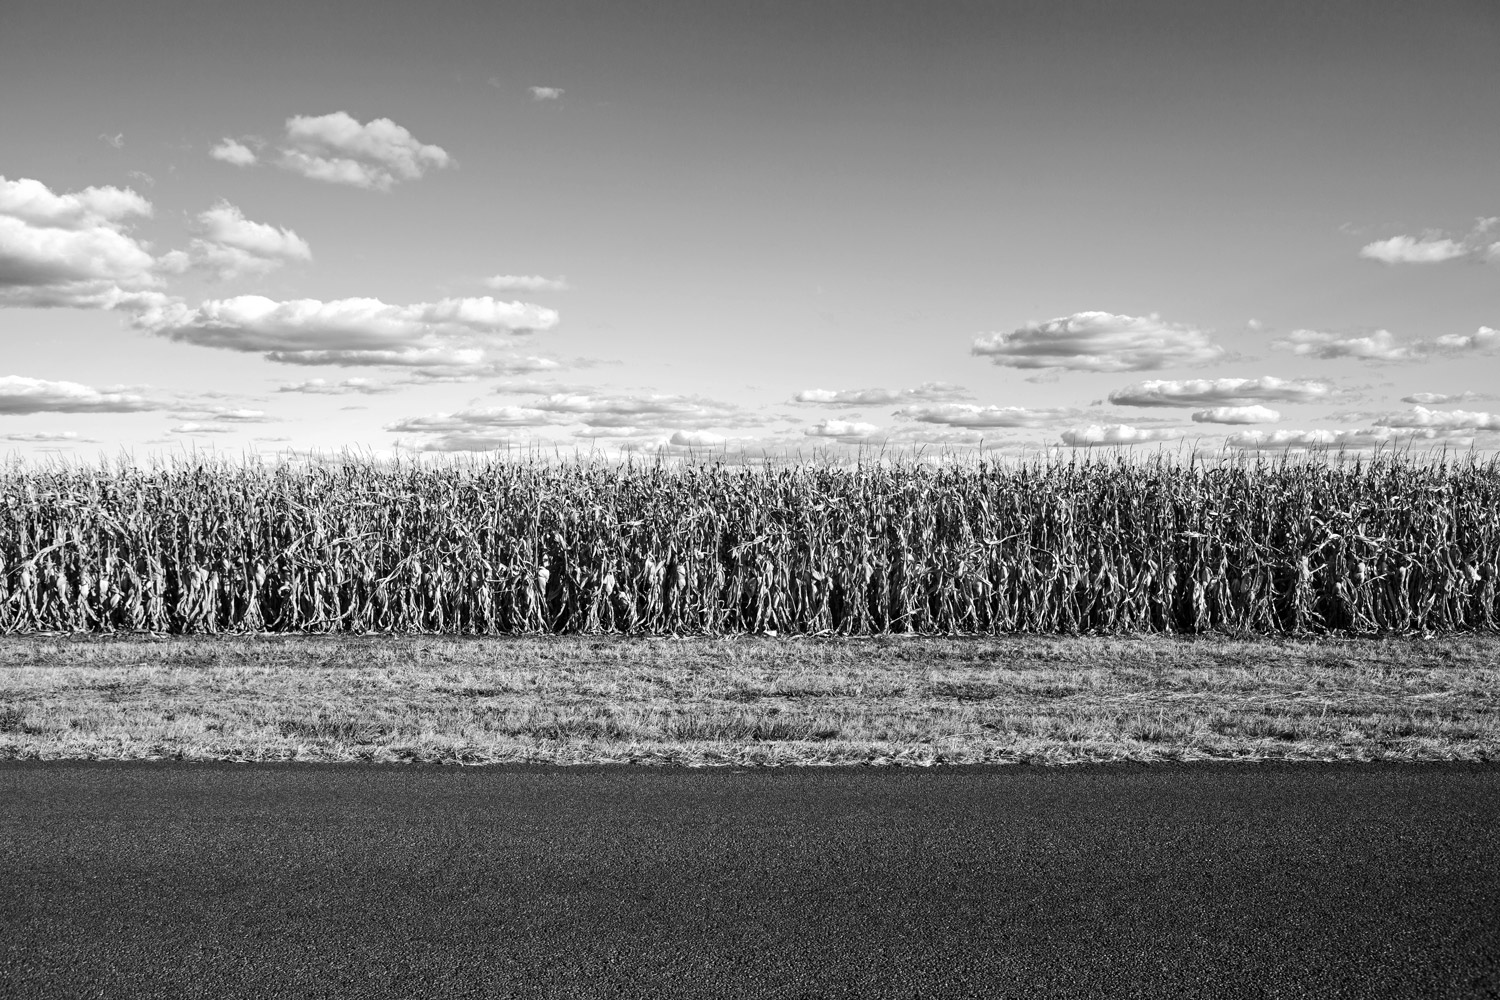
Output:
[[0, 633, 1495, 766]]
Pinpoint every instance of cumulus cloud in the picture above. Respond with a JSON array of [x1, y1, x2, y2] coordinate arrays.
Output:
[[1274, 326, 1498, 362], [0, 176, 158, 307], [0, 376, 169, 414], [805, 419, 881, 441], [1374, 406, 1500, 431], [277, 377, 395, 394], [1357, 217, 1499, 265], [895, 403, 1074, 428], [209, 139, 258, 167], [1108, 376, 1334, 408], [1059, 424, 1182, 447], [1272, 328, 1421, 362], [125, 293, 558, 367], [175, 201, 312, 280], [1190, 405, 1280, 425], [971, 311, 1223, 372], [528, 86, 564, 100], [1359, 236, 1467, 264], [792, 382, 970, 406], [1428, 327, 1499, 354], [485, 274, 568, 293], [277, 112, 452, 191]]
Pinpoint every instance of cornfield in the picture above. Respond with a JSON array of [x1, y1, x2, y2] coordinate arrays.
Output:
[[0, 452, 1496, 635]]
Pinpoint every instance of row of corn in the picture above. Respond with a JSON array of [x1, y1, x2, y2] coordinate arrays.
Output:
[[0, 453, 1495, 634]]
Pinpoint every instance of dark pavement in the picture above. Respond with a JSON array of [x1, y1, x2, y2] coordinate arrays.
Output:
[[2, 761, 1497, 999]]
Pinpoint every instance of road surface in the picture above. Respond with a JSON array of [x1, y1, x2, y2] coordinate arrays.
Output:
[[3, 761, 1498, 998]]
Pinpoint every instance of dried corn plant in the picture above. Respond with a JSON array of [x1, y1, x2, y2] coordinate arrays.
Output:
[[0, 452, 1495, 636]]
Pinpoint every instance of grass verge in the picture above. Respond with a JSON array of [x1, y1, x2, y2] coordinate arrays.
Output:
[[0, 633, 1496, 766]]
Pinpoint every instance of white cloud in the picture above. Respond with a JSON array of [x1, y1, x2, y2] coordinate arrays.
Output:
[[388, 391, 752, 441], [1375, 406, 1500, 431], [805, 419, 881, 440], [126, 294, 558, 367], [177, 201, 312, 280], [277, 112, 452, 191], [0, 376, 169, 414], [1059, 424, 1182, 447], [485, 274, 568, 292], [528, 86, 564, 100], [1359, 236, 1466, 264], [277, 377, 395, 395], [209, 139, 258, 167], [99, 133, 125, 150], [0, 176, 159, 307], [0, 431, 95, 443], [1429, 327, 1499, 353], [1357, 217, 1500, 265], [1109, 376, 1334, 407], [168, 406, 274, 423], [972, 311, 1223, 372], [1224, 427, 1446, 450], [1401, 391, 1484, 405], [1272, 328, 1421, 362], [793, 382, 970, 406], [1190, 405, 1281, 425], [169, 422, 240, 434], [896, 403, 1073, 428]]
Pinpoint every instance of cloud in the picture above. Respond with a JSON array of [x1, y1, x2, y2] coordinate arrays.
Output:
[[1401, 391, 1485, 405], [99, 133, 125, 150], [972, 311, 1223, 372], [0, 376, 169, 414], [0, 175, 159, 307], [169, 423, 240, 434], [895, 403, 1074, 428], [1108, 376, 1334, 407], [528, 86, 564, 100], [209, 138, 258, 167], [805, 419, 881, 442], [1374, 406, 1500, 431], [397, 357, 563, 382], [388, 391, 752, 441], [0, 431, 96, 443], [174, 201, 312, 280], [485, 274, 568, 293], [1357, 217, 1499, 265], [125, 293, 558, 367], [1359, 236, 1466, 264], [792, 382, 970, 406], [277, 112, 452, 191], [276, 377, 396, 394], [1190, 405, 1280, 425], [1428, 327, 1499, 354], [1272, 328, 1421, 362], [1274, 326, 1498, 362], [168, 406, 274, 423], [1059, 423, 1182, 447], [1224, 427, 1448, 450]]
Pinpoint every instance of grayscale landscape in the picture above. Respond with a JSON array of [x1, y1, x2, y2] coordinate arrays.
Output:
[[2, 0, 1497, 996]]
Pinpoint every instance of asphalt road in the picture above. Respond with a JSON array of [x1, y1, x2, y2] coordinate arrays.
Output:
[[2, 761, 1498, 999]]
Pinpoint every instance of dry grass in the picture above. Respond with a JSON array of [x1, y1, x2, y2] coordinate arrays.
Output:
[[0, 633, 1495, 766]]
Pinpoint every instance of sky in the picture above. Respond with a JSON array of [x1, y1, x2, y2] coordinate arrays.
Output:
[[2, 0, 1498, 462]]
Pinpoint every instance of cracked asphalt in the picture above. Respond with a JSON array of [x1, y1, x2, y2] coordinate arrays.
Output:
[[2, 761, 1498, 999]]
